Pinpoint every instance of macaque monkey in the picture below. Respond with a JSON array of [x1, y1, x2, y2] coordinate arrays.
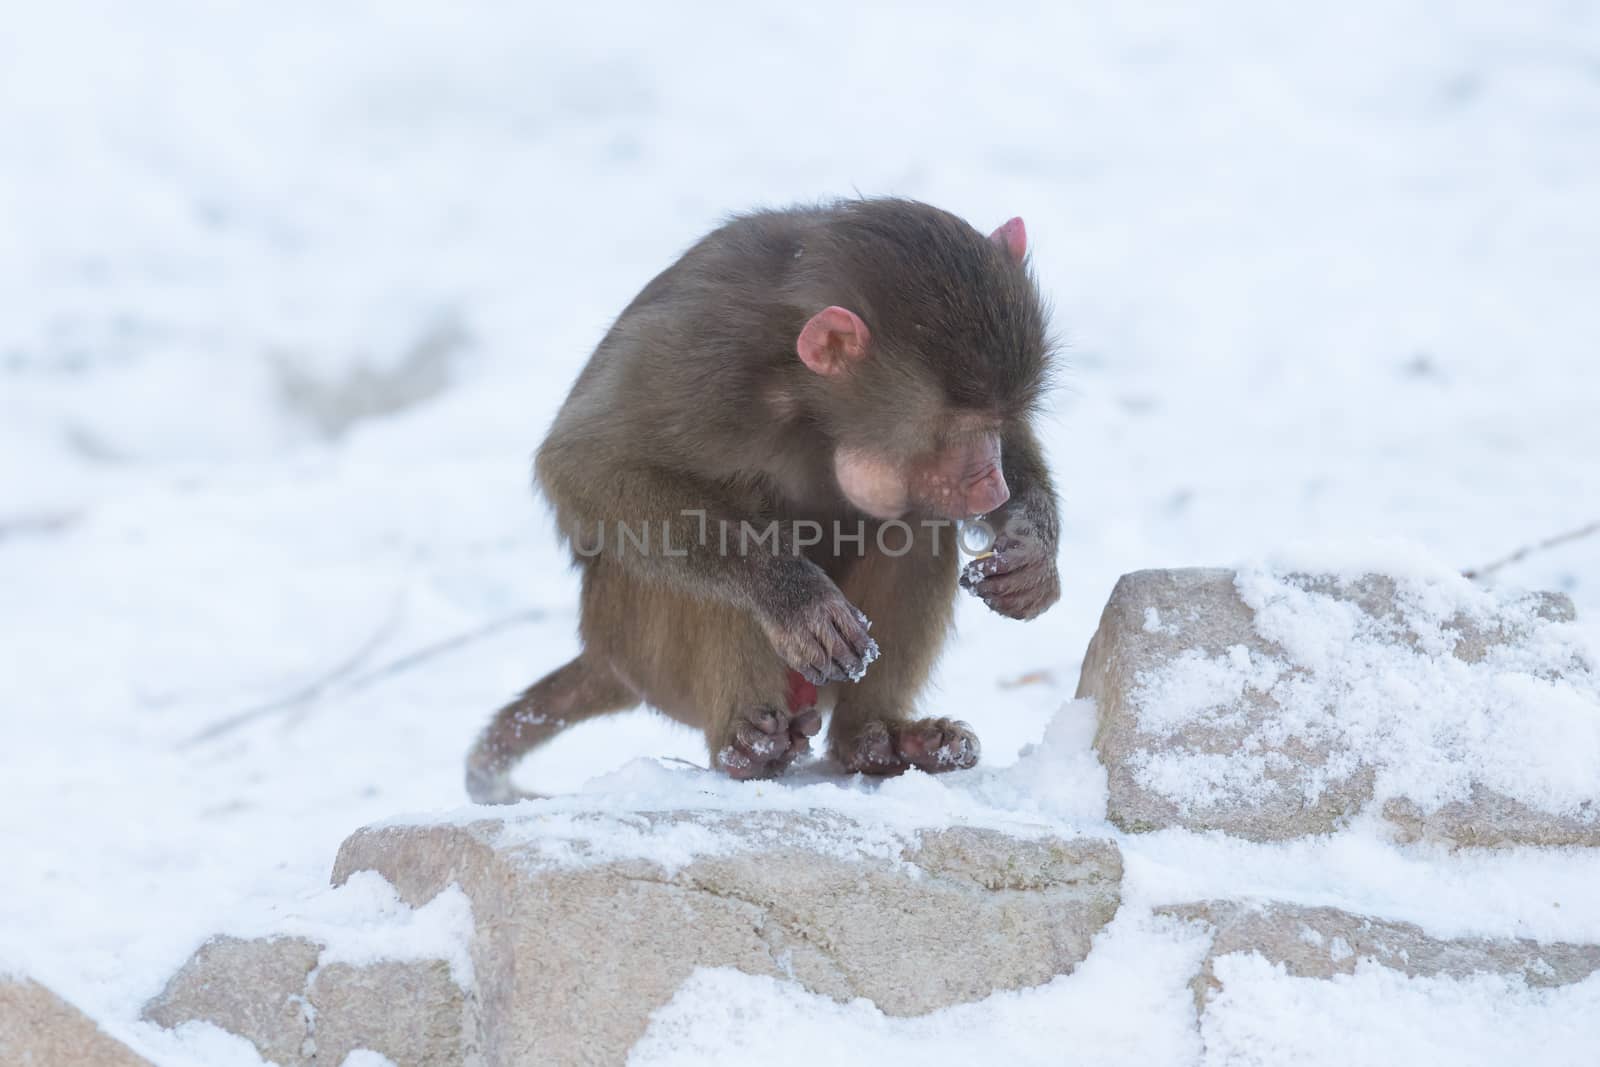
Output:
[[466, 198, 1060, 803]]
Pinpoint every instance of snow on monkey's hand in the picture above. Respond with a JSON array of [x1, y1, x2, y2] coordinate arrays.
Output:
[[758, 560, 880, 685], [960, 519, 1060, 621]]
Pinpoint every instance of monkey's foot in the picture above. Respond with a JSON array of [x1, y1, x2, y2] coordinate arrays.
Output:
[[717, 705, 822, 780], [465, 741, 548, 805], [464, 762, 544, 805], [836, 717, 981, 776]]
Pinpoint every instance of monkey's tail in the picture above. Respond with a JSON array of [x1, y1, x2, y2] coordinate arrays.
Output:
[[464, 655, 638, 804]]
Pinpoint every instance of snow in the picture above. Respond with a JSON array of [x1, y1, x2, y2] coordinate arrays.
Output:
[[1127, 564, 1600, 818], [630, 914, 1212, 1067], [1201, 956, 1600, 1067], [3, 1, 1600, 1064], [338, 1053, 398, 1067], [390, 698, 1108, 873], [131, 1022, 273, 1067], [292, 874, 475, 989]]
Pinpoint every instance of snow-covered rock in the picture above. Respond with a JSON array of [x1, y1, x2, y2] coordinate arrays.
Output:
[[332, 809, 1124, 1066], [1079, 566, 1599, 844], [1161, 899, 1600, 1007], [1, 975, 153, 1066], [311, 959, 471, 1067], [144, 936, 319, 1066], [143, 933, 471, 1067]]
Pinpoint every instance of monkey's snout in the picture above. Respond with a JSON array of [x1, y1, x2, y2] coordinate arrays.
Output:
[[963, 465, 1009, 517]]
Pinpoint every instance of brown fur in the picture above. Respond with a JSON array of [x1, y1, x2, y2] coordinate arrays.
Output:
[[465, 198, 1059, 802]]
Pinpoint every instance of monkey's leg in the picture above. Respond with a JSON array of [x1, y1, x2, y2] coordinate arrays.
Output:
[[829, 522, 977, 775], [464, 655, 638, 804], [578, 556, 821, 780]]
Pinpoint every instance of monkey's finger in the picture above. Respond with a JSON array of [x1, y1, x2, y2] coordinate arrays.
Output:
[[895, 718, 980, 771], [983, 583, 1056, 621], [839, 637, 882, 684], [823, 621, 869, 681], [821, 631, 862, 679], [1006, 572, 1061, 619], [786, 631, 839, 684], [968, 542, 1045, 580], [972, 566, 1044, 602], [791, 708, 822, 738], [796, 661, 833, 687], [988, 596, 1037, 621], [841, 720, 907, 776], [717, 745, 759, 778], [838, 610, 882, 661], [749, 706, 787, 735], [961, 553, 1028, 588], [960, 556, 1001, 586], [893, 722, 945, 761], [774, 715, 819, 770], [797, 630, 847, 684], [831, 604, 874, 646], [735, 719, 790, 761], [979, 591, 1037, 620]]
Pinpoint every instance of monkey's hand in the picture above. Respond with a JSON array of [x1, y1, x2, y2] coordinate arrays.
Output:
[[959, 518, 1060, 621], [756, 561, 880, 685]]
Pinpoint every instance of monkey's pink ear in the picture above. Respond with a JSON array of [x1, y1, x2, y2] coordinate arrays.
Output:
[[797, 305, 871, 376], [989, 217, 1027, 263]]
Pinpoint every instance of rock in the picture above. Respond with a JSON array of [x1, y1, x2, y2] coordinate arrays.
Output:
[[0, 975, 153, 1067], [1383, 789, 1600, 849], [143, 935, 318, 1066], [1160, 899, 1600, 1009], [332, 809, 1123, 1066], [310, 959, 473, 1067], [143, 934, 471, 1066], [1078, 567, 1598, 843]]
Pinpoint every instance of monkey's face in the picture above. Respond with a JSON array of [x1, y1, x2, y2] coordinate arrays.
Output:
[[833, 421, 1009, 521], [794, 209, 1048, 521], [798, 303, 1021, 521]]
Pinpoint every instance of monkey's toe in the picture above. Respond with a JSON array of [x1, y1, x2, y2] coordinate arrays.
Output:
[[893, 717, 981, 772], [837, 718, 980, 776], [836, 720, 911, 776], [718, 705, 818, 780]]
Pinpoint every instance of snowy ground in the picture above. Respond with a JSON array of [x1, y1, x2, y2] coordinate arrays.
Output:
[[3, 2, 1600, 1064]]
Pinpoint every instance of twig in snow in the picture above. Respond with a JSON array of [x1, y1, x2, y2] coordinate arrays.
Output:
[[658, 756, 711, 772], [183, 605, 546, 747], [0, 512, 79, 542], [1463, 520, 1600, 580], [335, 607, 547, 700], [181, 600, 405, 747], [184, 605, 547, 747]]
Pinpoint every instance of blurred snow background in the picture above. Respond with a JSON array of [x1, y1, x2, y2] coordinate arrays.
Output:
[[2, 1, 1599, 1063]]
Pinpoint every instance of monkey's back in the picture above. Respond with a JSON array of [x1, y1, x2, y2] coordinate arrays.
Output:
[[539, 199, 1047, 501], [541, 207, 828, 479]]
